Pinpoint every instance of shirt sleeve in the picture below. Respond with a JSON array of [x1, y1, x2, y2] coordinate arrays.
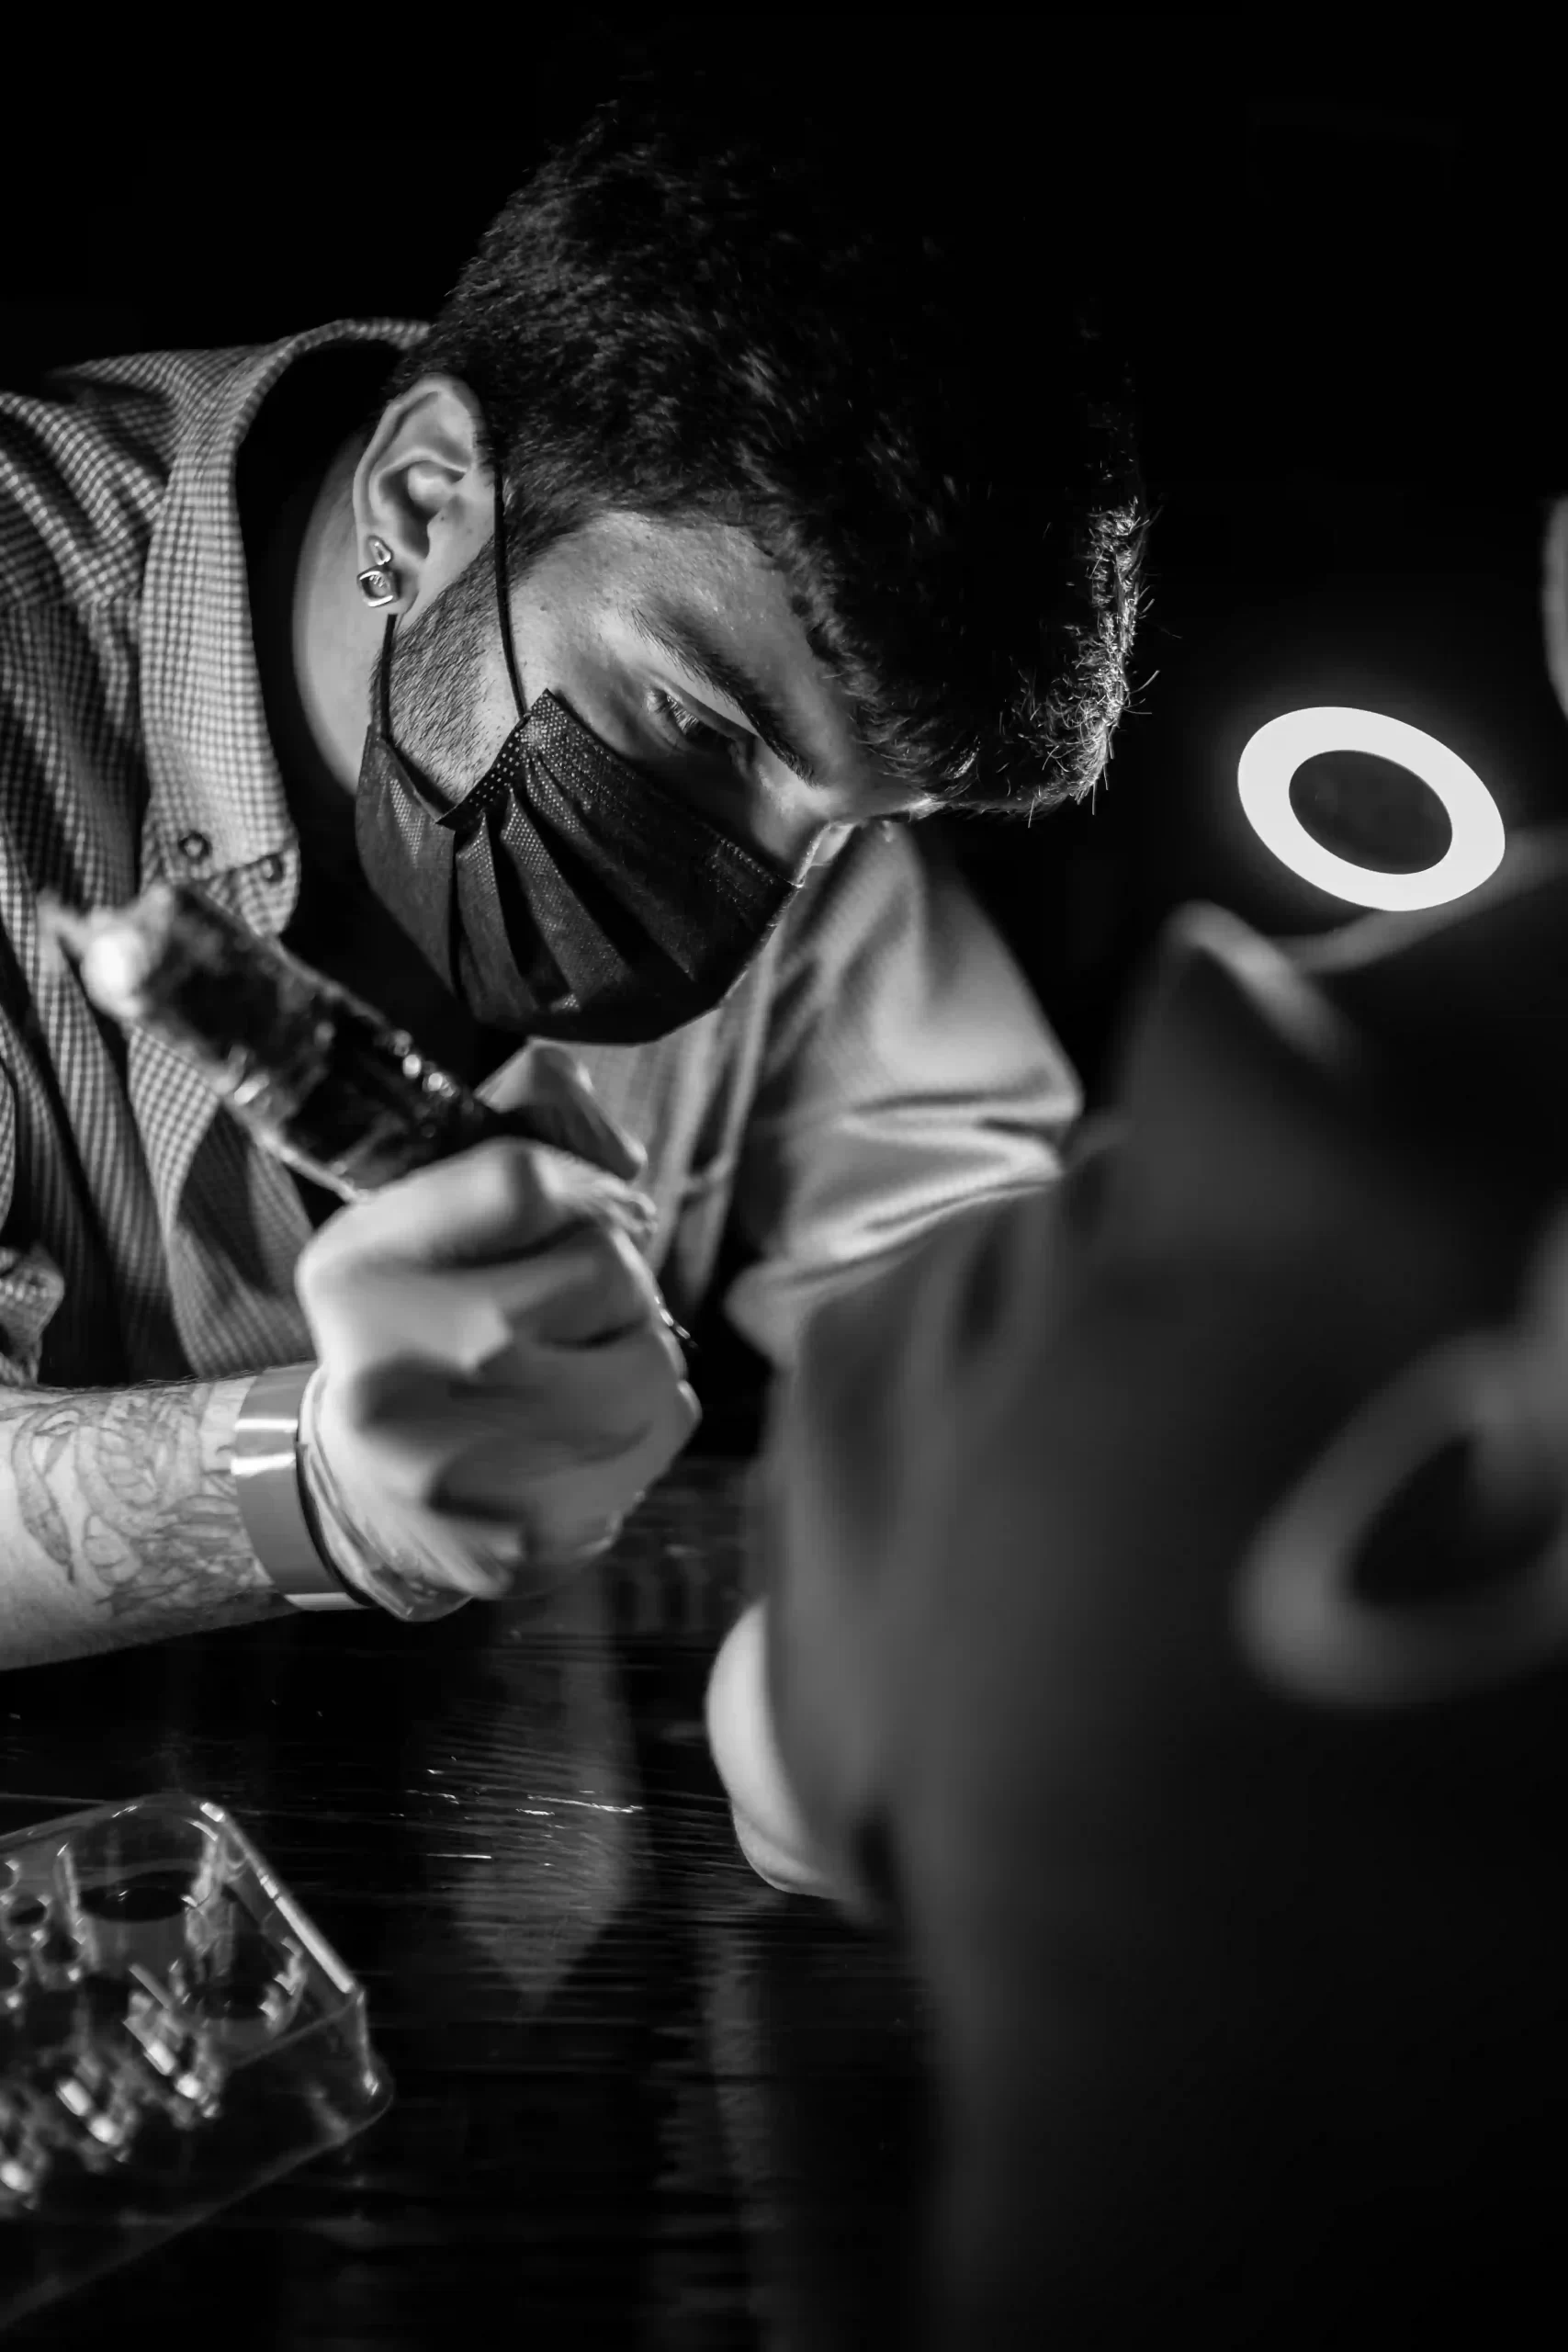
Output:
[[752, 1179, 1063, 1915], [0, 1067, 66, 1385], [722, 821, 1081, 1369]]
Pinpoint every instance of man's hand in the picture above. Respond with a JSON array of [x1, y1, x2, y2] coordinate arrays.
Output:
[[294, 1051, 699, 1605]]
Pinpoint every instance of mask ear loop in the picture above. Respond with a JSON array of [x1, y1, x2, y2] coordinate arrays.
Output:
[[372, 612, 456, 827], [375, 459, 526, 748], [491, 468, 528, 723], [376, 614, 398, 729], [481, 464, 698, 1358]]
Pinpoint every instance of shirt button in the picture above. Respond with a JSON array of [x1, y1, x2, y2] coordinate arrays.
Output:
[[177, 831, 210, 863], [258, 853, 286, 886]]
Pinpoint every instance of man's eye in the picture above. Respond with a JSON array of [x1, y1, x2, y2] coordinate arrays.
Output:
[[648, 687, 746, 768]]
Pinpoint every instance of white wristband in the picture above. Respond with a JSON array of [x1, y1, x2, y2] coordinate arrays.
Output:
[[231, 1364, 370, 1611]]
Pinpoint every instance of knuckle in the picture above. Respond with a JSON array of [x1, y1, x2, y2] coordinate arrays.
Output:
[[332, 1362, 397, 1441], [294, 1226, 352, 1314], [634, 1319, 693, 1400], [586, 1219, 640, 1291], [295, 1188, 406, 1290], [598, 1219, 659, 1298], [554, 1218, 647, 1316], [293, 1239, 327, 1311], [539, 1223, 612, 1302], [536, 1041, 592, 1094], [641, 1370, 702, 1465], [330, 1372, 444, 1510], [609, 1272, 665, 1347], [395, 1459, 449, 1515], [468, 1138, 542, 1228]]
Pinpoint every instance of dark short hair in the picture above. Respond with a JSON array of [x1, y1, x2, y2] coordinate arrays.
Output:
[[383, 69, 1153, 818]]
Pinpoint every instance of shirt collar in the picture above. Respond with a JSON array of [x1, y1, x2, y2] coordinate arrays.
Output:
[[138, 317, 427, 933]]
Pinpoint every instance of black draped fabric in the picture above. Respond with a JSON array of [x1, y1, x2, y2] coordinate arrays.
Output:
[[760, 831, 1568, 2346]]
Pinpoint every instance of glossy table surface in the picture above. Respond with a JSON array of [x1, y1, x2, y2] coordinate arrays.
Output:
[[0, 1453, 933, 2349]]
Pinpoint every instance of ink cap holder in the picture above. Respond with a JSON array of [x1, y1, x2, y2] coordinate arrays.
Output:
[[0, 1793, 391, 2329]]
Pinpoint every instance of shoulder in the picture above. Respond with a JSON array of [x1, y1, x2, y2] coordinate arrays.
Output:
[[764, 819, 1077, 1094], [0, 322, 425, 615], [770, 819, 1009, 1000], [0, 347, 220, 611]]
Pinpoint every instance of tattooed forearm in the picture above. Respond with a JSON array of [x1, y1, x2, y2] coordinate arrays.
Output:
[[0, 1376, 290, 1666]]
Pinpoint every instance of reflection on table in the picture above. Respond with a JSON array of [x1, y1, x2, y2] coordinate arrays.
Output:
[[0, 1454, 932, 2351]]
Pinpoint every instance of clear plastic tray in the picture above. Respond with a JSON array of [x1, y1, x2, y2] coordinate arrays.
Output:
[[0, 1793, 392, 2329]]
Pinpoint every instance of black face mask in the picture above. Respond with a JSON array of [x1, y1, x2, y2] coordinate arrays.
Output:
[[354, 479, 799, 1045]]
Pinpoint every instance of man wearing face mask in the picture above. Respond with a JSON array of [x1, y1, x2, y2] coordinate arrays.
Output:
[[0, 79, 1145, 1664]]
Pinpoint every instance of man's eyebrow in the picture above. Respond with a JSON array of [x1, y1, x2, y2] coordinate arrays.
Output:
[[624, 605, 826, 786]]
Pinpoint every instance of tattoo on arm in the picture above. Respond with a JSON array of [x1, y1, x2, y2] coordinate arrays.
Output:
[[0, 1381, 283, 1634]]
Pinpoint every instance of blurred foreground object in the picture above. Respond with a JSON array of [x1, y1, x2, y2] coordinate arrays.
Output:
[[725, 830, 1568, 2346]]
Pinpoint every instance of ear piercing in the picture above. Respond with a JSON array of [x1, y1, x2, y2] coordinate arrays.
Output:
[[355, 536, 399, 608]]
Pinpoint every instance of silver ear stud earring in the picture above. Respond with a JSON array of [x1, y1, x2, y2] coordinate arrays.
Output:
[[355, 537, 399, 608]]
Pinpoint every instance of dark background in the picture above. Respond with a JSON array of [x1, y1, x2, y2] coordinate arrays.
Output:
[[3, 41, 1564, 2339], [4, 18, 1563, 1108]]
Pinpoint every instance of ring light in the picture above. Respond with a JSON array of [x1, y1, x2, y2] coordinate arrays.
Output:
[[1236, 706, 1505, 910]]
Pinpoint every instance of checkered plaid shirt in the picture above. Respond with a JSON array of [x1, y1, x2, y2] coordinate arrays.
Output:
[[0, 321, 1080, 1390]]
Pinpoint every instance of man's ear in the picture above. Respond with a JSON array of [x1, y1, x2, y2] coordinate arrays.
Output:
[[353, 375, 491, 591]]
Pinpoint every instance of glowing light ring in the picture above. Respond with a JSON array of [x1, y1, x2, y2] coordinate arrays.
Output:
[[1235, 1335, 1568, 1710], [1236, 706, 1506, 910]]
